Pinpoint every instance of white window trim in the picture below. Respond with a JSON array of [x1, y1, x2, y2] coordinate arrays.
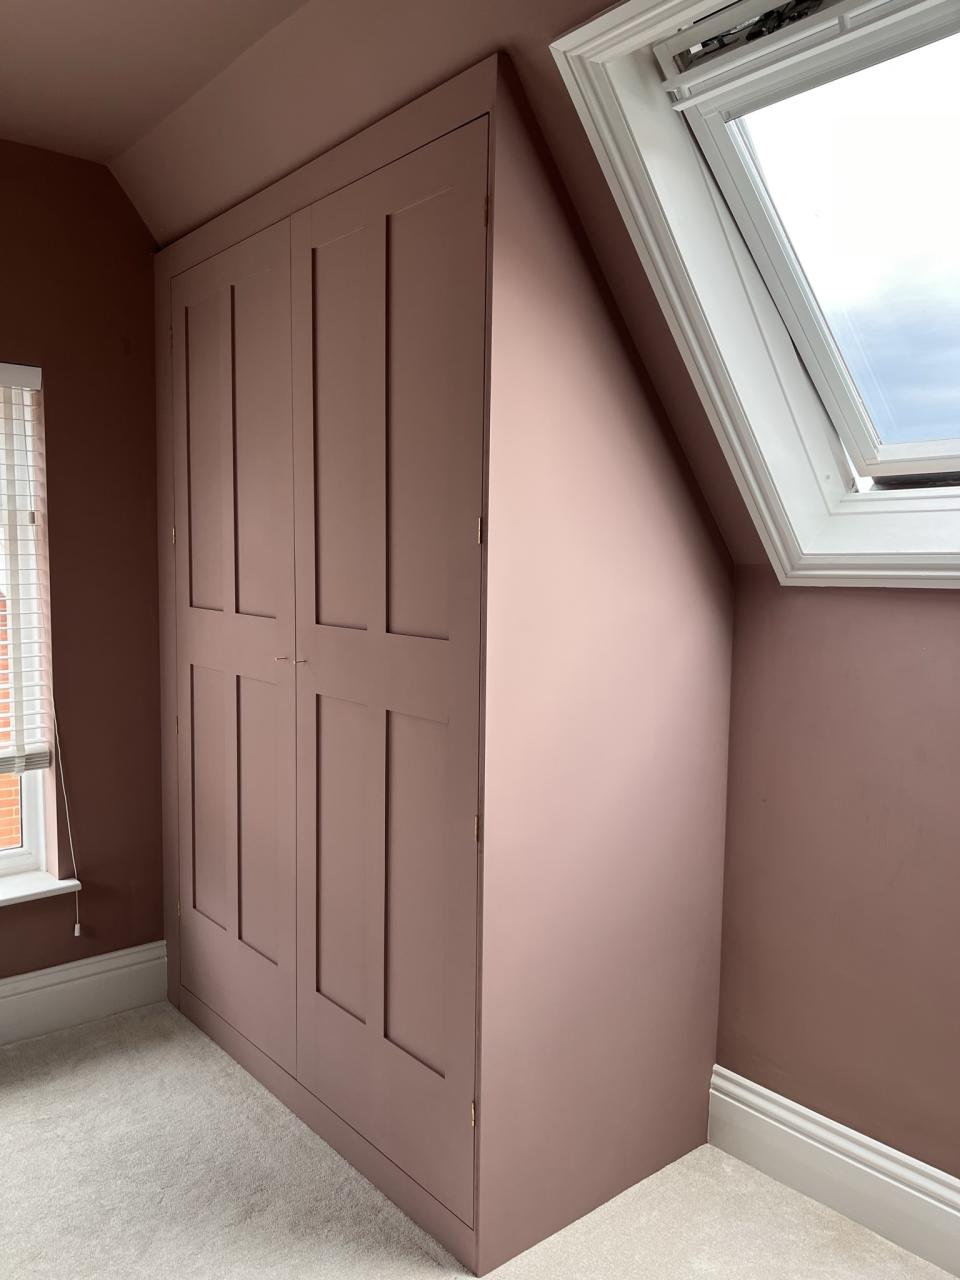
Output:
[[0, 364, 71, 906], [0, 364, 42, 391], [0, 771, 47, 877], [668, 0, 960, 479], [551, 0, 960, 586]]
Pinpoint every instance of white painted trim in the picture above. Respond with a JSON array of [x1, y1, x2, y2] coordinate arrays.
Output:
[[0, 870, 81, 907], [0, 363, 42, 390], [551, 1, 960, 587], [676, 0, 960, 481], [0, 940, 167, 1046], [709, 1065, 960, 1277]]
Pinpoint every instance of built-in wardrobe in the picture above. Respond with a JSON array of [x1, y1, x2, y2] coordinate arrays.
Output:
[[156, 56, 727, 1276]]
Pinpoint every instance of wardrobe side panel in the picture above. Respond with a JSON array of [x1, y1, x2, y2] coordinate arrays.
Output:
[[476, 77, 732, 1273]]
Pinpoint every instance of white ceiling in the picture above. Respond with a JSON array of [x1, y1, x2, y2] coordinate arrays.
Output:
[[0, 0, 308, 161]]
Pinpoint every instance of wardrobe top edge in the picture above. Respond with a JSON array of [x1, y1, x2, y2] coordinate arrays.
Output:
[[154, 53, 501, 284]]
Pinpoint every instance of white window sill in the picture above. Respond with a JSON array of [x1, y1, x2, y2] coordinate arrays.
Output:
[[0, 871, 82, 908]]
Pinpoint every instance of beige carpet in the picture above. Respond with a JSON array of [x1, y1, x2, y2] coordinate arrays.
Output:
[[0, 1003, 949, 1279]]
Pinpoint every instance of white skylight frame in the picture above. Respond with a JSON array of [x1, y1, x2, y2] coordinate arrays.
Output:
[[662, 0, 960, 480], [552, 0, 960, 587]]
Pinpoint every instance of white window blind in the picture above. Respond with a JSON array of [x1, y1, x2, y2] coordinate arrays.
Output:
[[0, 379, 51, 779]]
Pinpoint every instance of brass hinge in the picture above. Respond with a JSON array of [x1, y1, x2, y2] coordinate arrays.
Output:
[[477, 515, 483, 545], [471, 1101, 476, 1128], [177, 899, 181, 919], [171, 526, 176, 545], [474, 813, 480, 843]]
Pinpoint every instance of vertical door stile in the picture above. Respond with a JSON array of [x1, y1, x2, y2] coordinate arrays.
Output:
[[221, 284, 240, 943], [172, 292, 190, 930], [368, 210, 389, 1048], [288, 224, 301, 1079], [291, 205, 318, 1088]]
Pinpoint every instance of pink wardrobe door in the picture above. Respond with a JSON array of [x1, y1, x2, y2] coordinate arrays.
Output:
[[171, 221, 297, 1072], [291, 118, 488, 1225]]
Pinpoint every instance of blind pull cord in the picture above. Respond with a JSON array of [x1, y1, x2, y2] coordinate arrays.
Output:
[[53, 710, 81, 938]]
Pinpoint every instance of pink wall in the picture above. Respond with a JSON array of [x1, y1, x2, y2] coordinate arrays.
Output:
[[721, 565, 960, 1176], [0, 141, 160, 979]]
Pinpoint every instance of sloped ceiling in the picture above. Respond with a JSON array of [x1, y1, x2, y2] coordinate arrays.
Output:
[[0, 0, 307, 161], [113, 0, 762, 561], [0, 0, 761, 562]]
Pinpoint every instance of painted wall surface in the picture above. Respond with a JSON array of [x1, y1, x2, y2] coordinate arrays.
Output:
[[109, 0, 759, 565], [721, 565, 960, 1178], [0, 141, 160, 979], [477, 81, 732, 1272]]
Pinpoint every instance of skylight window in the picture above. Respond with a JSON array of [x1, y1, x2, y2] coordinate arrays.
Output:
[[553, 0, 960, 584], [741, 33, 960, 453], [668, 2, 960, 480]]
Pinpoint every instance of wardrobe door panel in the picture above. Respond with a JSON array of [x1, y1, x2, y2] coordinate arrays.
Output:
[[312, 226, 379, 632], [386, 194, 463, 642], [237, 673, 283, 964], [184, 293, 224, 612], [315, 693, 369, 1020], [172, 221, 297, 1072], [233, 268, 290, 621], [189, 664, 229, 928], [385, 709, 449, 1075], [292, 118, 488, 1225]]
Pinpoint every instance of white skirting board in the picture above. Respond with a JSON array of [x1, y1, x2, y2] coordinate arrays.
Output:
[[709, 1066, 960, 1277], [0, 941, 167, 1047]]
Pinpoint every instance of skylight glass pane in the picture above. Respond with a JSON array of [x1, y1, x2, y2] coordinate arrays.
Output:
[[741, 33, 960, 447]]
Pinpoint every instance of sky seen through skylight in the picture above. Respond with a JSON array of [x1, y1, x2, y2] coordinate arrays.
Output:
[[741, 31, 960, 447]]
